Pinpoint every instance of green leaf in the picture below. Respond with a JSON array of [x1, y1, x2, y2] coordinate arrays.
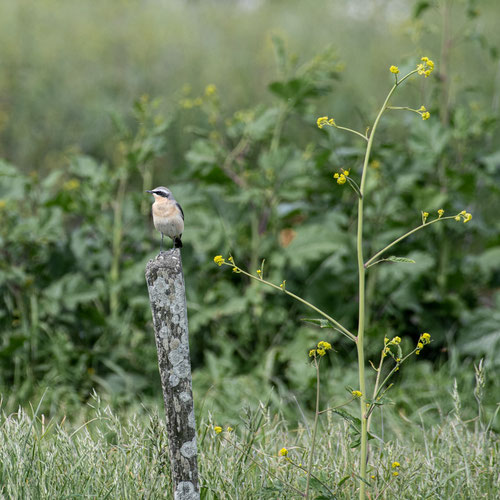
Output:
[[385, 256, 416, 264], [413, 1, 431, 18]]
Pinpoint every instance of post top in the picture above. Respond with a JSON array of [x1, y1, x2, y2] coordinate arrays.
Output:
[[146, 249, 183, 276]]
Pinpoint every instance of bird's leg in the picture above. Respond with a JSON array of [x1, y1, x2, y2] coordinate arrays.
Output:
[[161, 233, 164, 252]]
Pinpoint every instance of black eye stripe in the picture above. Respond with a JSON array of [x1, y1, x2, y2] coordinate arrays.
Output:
[[153, 191, 169, 198]]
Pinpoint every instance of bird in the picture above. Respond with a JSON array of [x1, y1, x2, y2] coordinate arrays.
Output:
[[146, 186, 184, 251]]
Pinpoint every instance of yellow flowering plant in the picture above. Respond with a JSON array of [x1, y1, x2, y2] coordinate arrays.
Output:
[[213, 56, 473, 500]]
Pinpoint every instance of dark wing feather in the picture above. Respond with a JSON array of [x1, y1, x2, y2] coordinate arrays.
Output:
[[176, 202, 185, 220]]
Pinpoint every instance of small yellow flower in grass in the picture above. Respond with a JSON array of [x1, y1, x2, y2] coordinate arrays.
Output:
[[309, 349, 316, 357], [422, 111, 430, 120], [228, 256, 234, 263], [352, 390, 362, 398], [422, 211, 429, 223], [232, 267, 240, 273], [438, 209, 444, 218], [214, 255, 225, 266], [390, 65, 399, 74], [317, 348, 326, 356], [214, 426, 222, 434], [278, 447, 288, 457], [390, 336, 401, 345], [464, 212, 472, 223], [421, 332, 431, 344], [393, 471, 399, 476], [371, 475, 376, 480], [318, 341, 332, 350], [227, 426, 233, 432], [280, 280, 286, 290], [392, 461, 400, 468], [256, 269, 262, 277]]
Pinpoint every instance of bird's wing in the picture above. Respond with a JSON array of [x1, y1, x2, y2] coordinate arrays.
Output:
[[176, 202, 185, 220]]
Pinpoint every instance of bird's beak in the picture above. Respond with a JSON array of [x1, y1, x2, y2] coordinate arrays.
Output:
[[146, 190, 153, 193]]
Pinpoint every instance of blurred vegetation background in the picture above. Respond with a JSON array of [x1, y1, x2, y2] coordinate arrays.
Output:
[[0, 0, 499, 433]]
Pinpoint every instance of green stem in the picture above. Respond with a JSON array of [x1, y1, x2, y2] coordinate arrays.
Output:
[[364, 216, 455, 268], [305, 357, 321, 499], [229, 266, 356, 342], [333, 124, 368, 141], [356, 82, 398, 500], [367, 352, 385, 432]]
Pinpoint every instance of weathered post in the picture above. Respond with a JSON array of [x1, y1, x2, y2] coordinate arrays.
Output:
[[145, 249, 199, 500]]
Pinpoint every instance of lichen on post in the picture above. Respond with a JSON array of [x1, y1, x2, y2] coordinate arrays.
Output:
[[145, 249, 199, 500]]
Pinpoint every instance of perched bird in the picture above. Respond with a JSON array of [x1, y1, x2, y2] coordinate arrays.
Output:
[[146, 186, 184, 250]]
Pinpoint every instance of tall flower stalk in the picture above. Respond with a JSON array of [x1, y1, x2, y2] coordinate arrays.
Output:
[[215, 56, 472, 499]]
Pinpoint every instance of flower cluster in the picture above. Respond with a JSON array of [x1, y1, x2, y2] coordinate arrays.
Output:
[[352, 390, 362, 398], [309, 340, 332, 358], [317, 116, 335, 129], [214, 425, 222, 434], [334, 168, 350, 185], [278, 447, 288, 457], [454, 210, 472, 223], [392, 461, 401, 476], [389, 65, 399, 74], [213, 255, 225, 266], [418, 105, 431, 120], [416, 332, 431, 355], [417, 56, 435, 77]]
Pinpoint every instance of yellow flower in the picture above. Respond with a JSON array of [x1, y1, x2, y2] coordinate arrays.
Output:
[[393, 471, 399, 477], [256, 269, 262, 277], [390, 65, 399, 74], [309, 349, 316, 357], [317, 116, 329, 129], [280, 280, 286, 290], [227, 426, 233, 432], [317, 348, 326, 356], [214, 255, 225, 266], [455, 215, 461, 221], [63, 179, 80, 191], [228, 256, 234, 263], [278, 447, 288, 457], [438, 209, 444, 218], [214, 426, 222, 434], [417, 57, 435, 77], [392, 462, 400, 468], [422, 111, 430, 120], [352, 390, 362, 398], [337, 174, 347, 185], [318, 341, 332, 350], [419, 105, 427, 112], [421, 332, 431, 343], [464, 213, 472, 223], [390, 336, 401, 345], [205, 84, 217, 96], [422, 211, 429, 223], [232, 267, 240, 273]]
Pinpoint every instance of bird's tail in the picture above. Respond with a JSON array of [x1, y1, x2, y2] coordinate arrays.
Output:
[[174, 237, 183, 248]]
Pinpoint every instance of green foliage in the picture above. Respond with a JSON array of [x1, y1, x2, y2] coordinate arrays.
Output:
[[0, 0, 499, 427]]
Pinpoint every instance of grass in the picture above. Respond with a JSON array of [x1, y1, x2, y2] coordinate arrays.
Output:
[[1, 388, 497, 499]]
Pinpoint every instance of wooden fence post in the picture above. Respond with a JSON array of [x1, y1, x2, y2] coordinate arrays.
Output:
[[145, 249, 200, 500]]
